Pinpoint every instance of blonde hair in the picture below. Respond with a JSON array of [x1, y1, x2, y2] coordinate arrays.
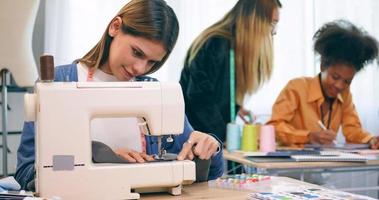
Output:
[[186, 0, 281, 105], [78, 0, 179, 75]]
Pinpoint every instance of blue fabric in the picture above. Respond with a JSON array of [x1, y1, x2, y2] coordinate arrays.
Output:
[[0, 176, 21, 192], [15, 63, 223, 190]]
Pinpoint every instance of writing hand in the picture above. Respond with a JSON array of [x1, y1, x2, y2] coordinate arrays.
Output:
[[309, 130, 336, 144]]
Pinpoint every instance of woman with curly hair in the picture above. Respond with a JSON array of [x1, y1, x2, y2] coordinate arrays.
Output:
[[268, 20, 379, 148]]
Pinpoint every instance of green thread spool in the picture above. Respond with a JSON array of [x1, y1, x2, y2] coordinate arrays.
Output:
[[241, 124, 258, 151]]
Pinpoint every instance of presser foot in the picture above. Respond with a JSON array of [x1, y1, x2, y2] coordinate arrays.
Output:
[[153, 152, 177, 161]]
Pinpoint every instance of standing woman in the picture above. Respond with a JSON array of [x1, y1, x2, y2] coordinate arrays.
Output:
[[180, 0, 282, 142], [15, 0, 223, 190]]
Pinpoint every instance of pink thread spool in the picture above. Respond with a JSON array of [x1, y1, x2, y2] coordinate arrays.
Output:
[[259, 125, 276, 152]]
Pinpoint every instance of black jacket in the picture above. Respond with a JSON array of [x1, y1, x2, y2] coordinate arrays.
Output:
[[180, 36, 239, 142]]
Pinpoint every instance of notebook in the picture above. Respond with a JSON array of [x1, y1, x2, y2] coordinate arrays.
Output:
[[291, 152, 368, 162], [247, 157, 296, 163], [304, 143, 370, 150], [242, 150, 339, 158]]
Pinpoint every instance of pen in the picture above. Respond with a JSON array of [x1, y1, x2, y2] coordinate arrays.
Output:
[[317, 120, 327, 130], [317, 120, 337, 144]]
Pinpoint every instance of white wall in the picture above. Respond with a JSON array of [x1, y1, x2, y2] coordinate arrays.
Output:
[[42, 0, 379, 137], [246, 0, 317, 117]]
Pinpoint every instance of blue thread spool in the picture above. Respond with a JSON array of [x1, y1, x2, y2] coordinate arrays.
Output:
[[226, 122, 241, 151]]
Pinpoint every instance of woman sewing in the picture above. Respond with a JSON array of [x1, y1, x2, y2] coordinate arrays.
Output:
[[15, 0, 223, 190]]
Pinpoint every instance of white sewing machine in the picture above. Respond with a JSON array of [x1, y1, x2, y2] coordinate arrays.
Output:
[[24, 81, 196, 199]]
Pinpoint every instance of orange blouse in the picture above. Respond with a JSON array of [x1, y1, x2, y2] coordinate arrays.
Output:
[[267, 75, 373, 146]]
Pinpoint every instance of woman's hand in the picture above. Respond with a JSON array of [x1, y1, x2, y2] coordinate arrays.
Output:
[[308, 130, 336, 144], [238, 107, 255, 123], [369, 136, 379, 149], [114, 148, 154, 163], [177, 131, 220, 161]]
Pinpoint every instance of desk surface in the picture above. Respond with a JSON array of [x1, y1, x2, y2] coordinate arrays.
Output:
[[224, 150, 379, 170], [141, 176, 321, 199], [141, 182, 249, 199]]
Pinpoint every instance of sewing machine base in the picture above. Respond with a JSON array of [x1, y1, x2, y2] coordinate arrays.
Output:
[[36, 160, 195, 200], [135, 184, 183, 196]]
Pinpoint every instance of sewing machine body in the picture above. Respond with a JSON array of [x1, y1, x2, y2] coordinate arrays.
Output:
[[25, 82, 195, 199]]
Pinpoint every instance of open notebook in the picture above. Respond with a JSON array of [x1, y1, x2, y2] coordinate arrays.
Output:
[[304, 143, 370, 150], [242, 150, 340, 158], [291, 152, 368, 162]]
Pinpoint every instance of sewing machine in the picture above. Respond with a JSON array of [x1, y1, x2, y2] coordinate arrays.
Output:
[[24, 81, 196, 199]]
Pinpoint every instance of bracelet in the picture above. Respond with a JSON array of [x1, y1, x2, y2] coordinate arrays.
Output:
[[212, 145, 221, 156]]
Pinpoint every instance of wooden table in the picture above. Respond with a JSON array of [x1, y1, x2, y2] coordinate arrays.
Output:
[[224, 150, 379, 171], [141, 176, 322, 199], [224, 150, 379, 193], [141, 182, 249, 199]]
